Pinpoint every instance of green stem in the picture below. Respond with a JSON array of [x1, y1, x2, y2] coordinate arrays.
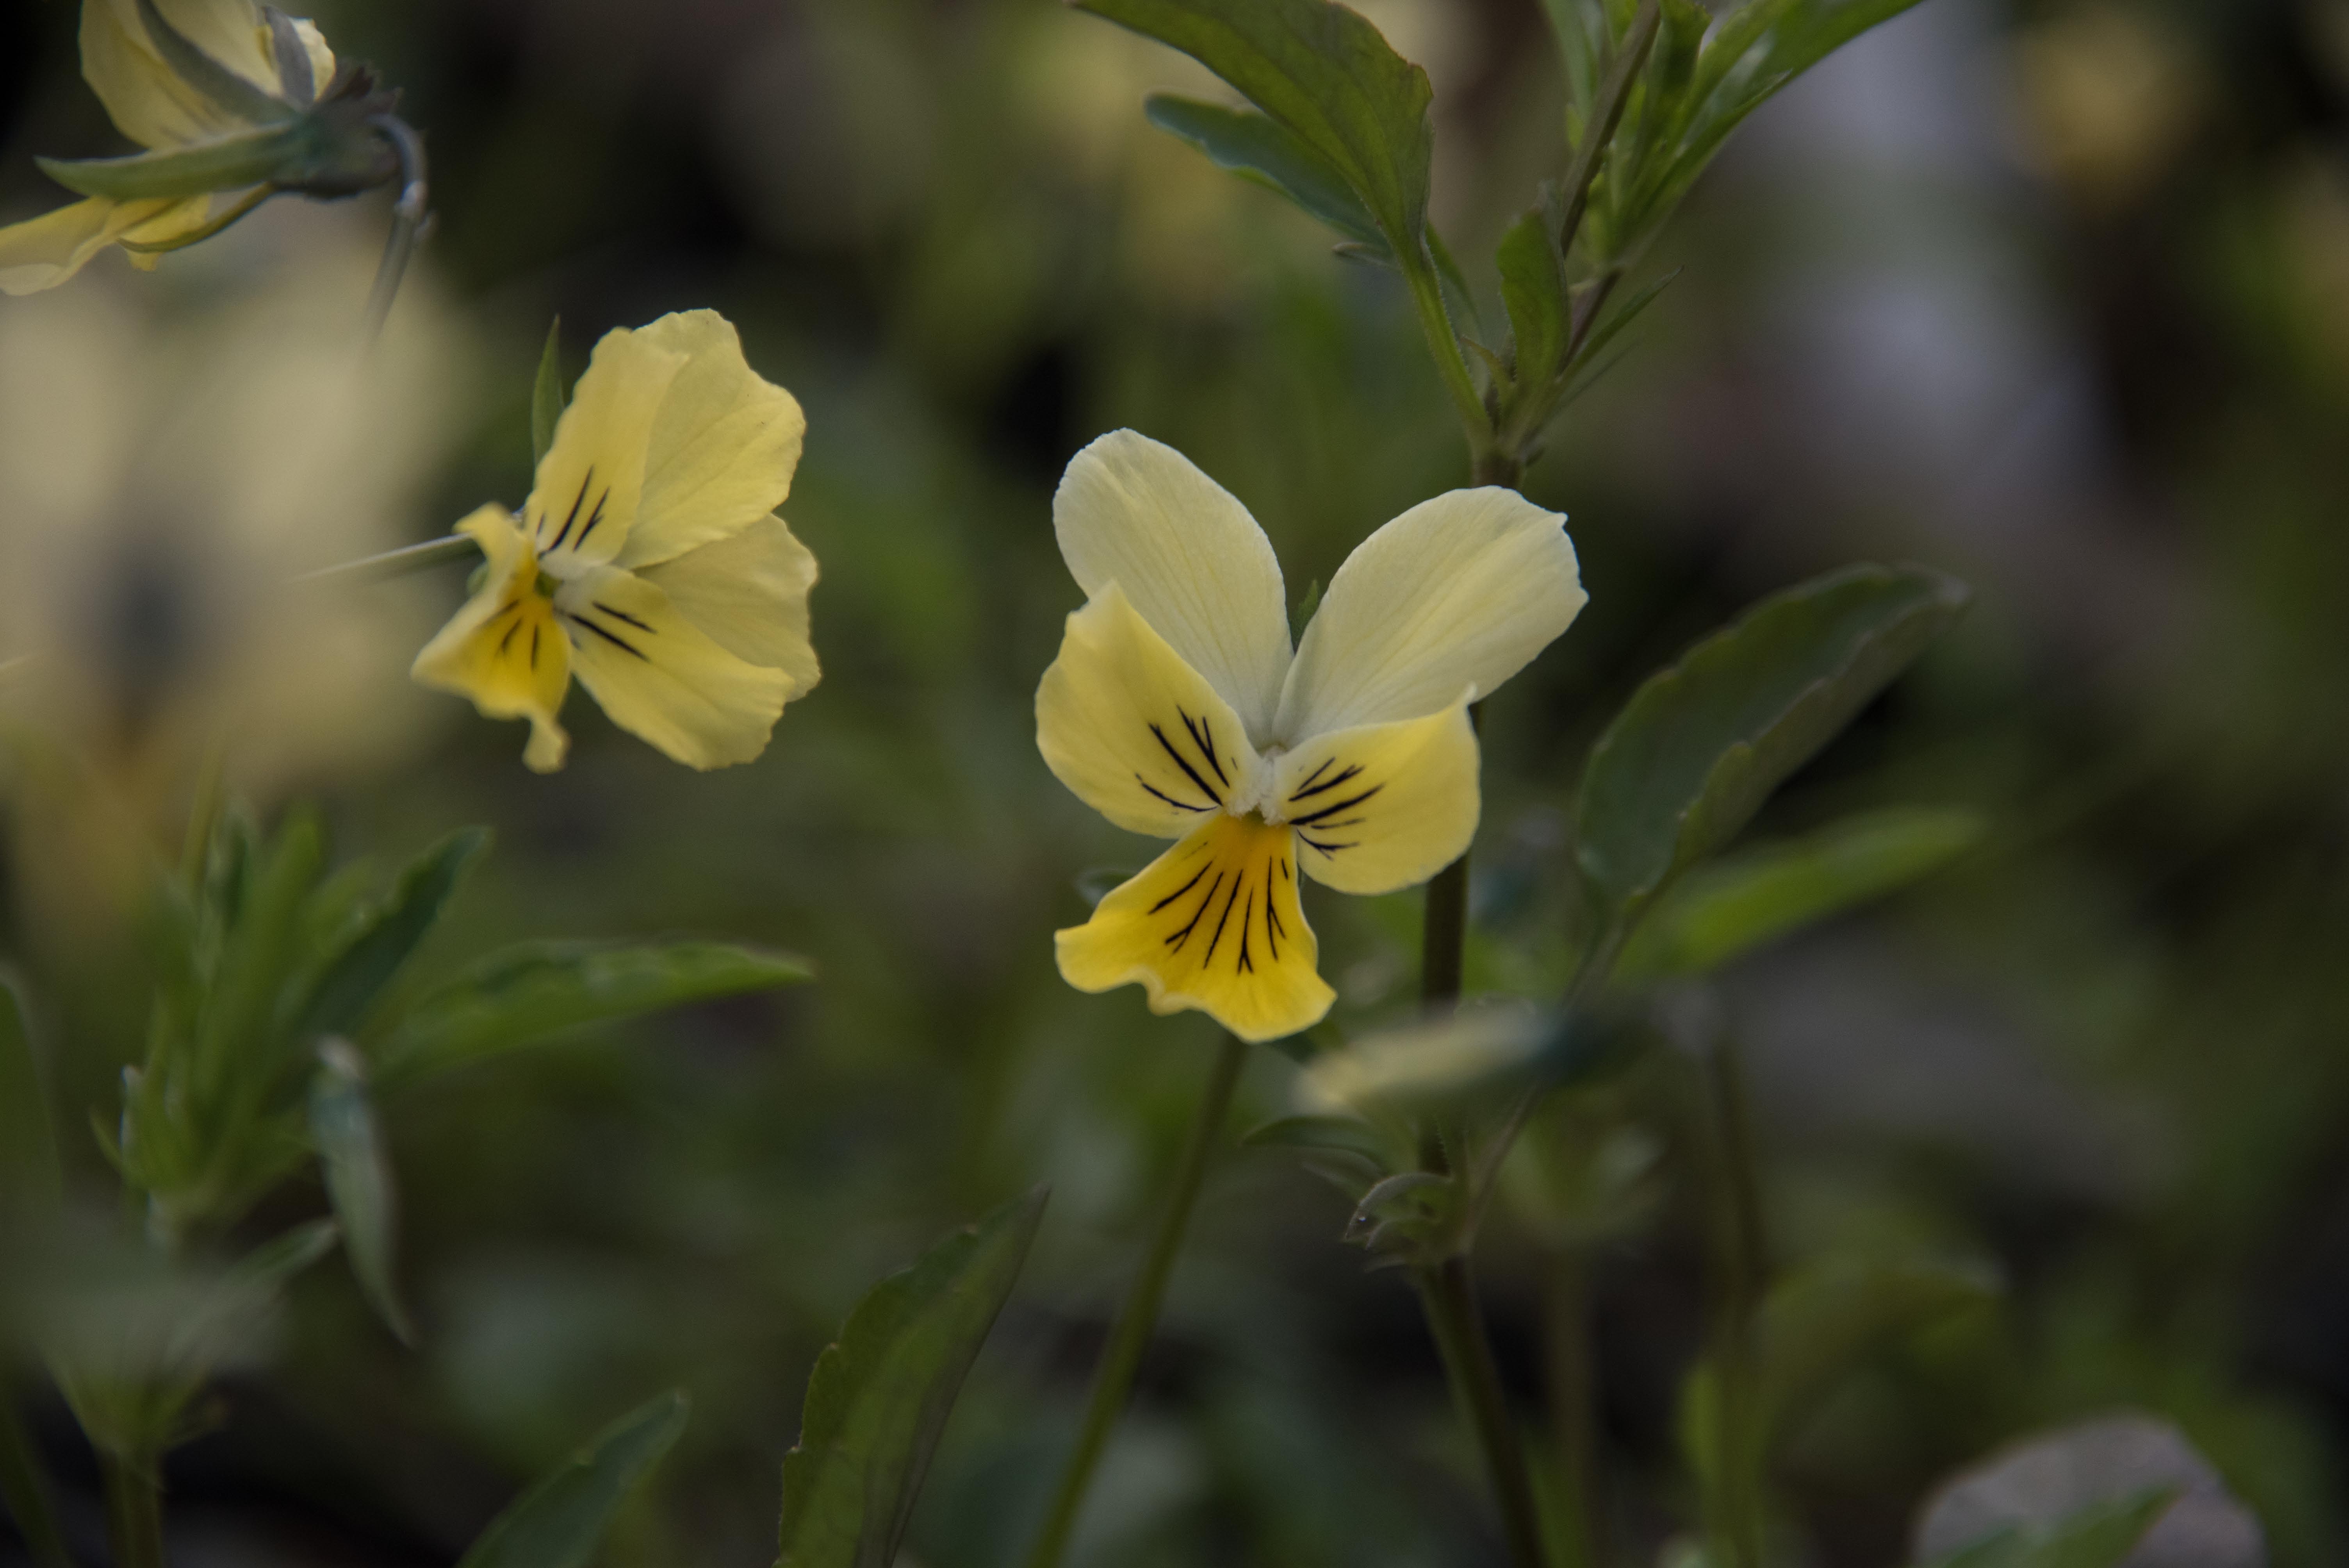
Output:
[[1542, 1249, 1602, 1568], [0, 1390, 71, 1568], [292, 532, 478, 587], [359, 114, 428, 347], [1024, 1033, 1248, 1568], [1416, 1256, 1549, 1568], [101, 1446, 166, 1568], [1403, 253, 1494, 460], [1701, 1034, 1767, 1568]]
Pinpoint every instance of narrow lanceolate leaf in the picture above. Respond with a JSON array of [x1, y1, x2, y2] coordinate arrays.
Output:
[[38, 123, 309, 200], [1615, 805, 1986, 979], [1497, 204, 1570, 392], [778, 1188, 1049, 1568], [301, 828, 491, 1039], [1919, 1489, 2178, 1568], [0, 975, 61, 1213], [1073, 0, 1434, 253], [307, 1040, 413, 1343], [1574, 564, 1970, 929], [1144, 94, 1387, 251], [532, 319, 567, 468], [370, 941, 814, 1089], [457, 1392, 690, 1568]]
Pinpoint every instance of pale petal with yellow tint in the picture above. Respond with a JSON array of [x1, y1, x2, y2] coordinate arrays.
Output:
[[1037, 583, 1265, 839], [556, 565, 792, 770], [119, 193, 228, 269], [615, 310, 807, 570], [410, 506, 573, 772], [639, 515, 820, 695], [1054, 430, 1290, 744], [1275, 487, 1585, 739], [527, 325, 688, 568], [1271, 698, 1479, 895], [0, 195, 206, 295], [82, 0, 268, 150], [1057, 813, 1333, 1043]]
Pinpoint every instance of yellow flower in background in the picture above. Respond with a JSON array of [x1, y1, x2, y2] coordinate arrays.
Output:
[[1039, 431, 1587, 1043], [412, 311, 820, 773], [0, 0, 391, 295]]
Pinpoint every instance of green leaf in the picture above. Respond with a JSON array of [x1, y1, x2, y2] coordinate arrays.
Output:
[[1616, 805, 1986, 979], [301, 828, 490, 1040], [307, 1039, 413, 1343], [532, 319, 567, 468], [371, 940, 814, 1088], [38, 123, 308, 200], [1240, 1114, 1395, 1170], [458, 1391, 690, 1568], [1498, 205, 1570, 391], [1754, 1256, 1997, 1440], [1574, 564, 1970, 931], [778, 1188, 1048, 1568], [1919, 1489, 2178, 1568], [0, 974, 60, 1214], [1073, 0, 1434, 254], [1142, 94, 1386, 250], [134, 0, 295, 127]]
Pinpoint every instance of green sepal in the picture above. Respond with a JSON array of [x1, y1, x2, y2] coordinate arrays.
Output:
[[262, 6, 317, 107], [38, 125, 309, 201], [456, 1392, 690, 1568], [532, 318, 567, 468]]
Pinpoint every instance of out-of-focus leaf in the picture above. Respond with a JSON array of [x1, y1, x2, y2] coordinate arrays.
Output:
[[1298, 1009, 1547, 1119], [1918, 1490, 2177, 1568], [1574, 565, 1970, 932], [457, 1391, 690, 1568], [300, 827, 490, 1039], [1617, 806, 1987, 979], [1498, 205, 1570, 390], [1074, 0, 1433, 253], [1555, 267, 1679, 401], [0, 1388, 70, 1568], [307, 1039, 412, 1343], [1756, 1256, 1998, 1438], [778, 1188, 1048, 1568], [1241, 1114, 1395, 1170], [371, 940, 814, 1087], [532, 319, 566, 467], [0, 975, 60, 1213], [1143, 94, 1386, 250]]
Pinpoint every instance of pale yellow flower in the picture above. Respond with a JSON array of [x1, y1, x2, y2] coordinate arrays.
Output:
[[1039, 432, 1587, 1043], [412, 311, 820, 773], [0, 0, 373, 295]]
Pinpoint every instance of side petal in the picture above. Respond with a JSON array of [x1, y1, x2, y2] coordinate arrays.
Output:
[[637, 514, 820, 695], [528, 324, 689, 568], [1054, 430, 1290, 744], [613, 310, 806, 570], [1057, 813, 1333, 1044], [1037, 583, 1267, 839], [81, 0, 271, 149], [409, 506, 573, 772], [556, 565, 793, 770], [1273, 699, 1479, 896], [1274, 488, 1586, 738], [0, 195, 205, 295]]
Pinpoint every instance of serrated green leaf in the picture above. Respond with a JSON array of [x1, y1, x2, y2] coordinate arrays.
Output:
[[458, 1392, 689, 1568], [38, 123, 307, 201], [1075, 0, 1433, 253], [778, 1188, 1048, 1568], [0, 975, 60, 1215], [1574, 565, 1970, 931], [300, 828, 490, 1040], [1498, 206, 1571, 391], [1617, 805, 1986, 979], [371, 941, 814, 1088], [1143, 94, 1386, 250], [1919, 1489, 2178, 1568], [532, 319, 566, 468], [307, 1039, 412, 1343]]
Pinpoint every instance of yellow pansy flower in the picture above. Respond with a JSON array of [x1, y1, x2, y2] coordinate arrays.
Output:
[[412, 310, 820, 773], [0, 0, 389, 295], [1039, 431, 1588, 1043]]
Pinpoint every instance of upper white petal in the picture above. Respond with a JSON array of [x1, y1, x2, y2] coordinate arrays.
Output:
[[1275, 487, 1586, 740], [1053, 430, 1290, 745]]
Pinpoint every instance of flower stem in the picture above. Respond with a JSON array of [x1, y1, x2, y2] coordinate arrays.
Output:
[[1700, 1032, 1768, 1568], [100, 1447, 166, 1568], [293, 533, 478, 587], [1023, 1033, 1247, 1568], [1415, 1256, 1550, 1568], [1404, 253, 1495, 458], [1543, 1248, 1604, 1568], [360, 114, 429, 347]]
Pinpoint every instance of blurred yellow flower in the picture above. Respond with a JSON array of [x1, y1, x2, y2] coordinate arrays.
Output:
[[0, 0, 389, 295], [1039, 432, 1586, 1043], [412, 311, 820, 773]]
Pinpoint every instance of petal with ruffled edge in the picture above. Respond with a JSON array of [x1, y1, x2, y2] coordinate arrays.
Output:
[[1275, 487, 1585, 739], [0, 195, 208, 295], [638, 514, 820, 695], [615, 311, 806, 571], [1038, 583, 1265, 839], [410, 506, 572, 772], [1057, 812, 1333, 1043], [1271, 697, 1479, 895], [1054, 430, 1290, 745], [555, 564, 792, 770], [526, 325, 688, 568]]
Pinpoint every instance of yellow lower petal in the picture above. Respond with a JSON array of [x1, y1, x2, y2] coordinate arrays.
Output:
[[558, 563, 792, 770], [1057, 812, 1333, 1044], [0, 194, 205, 296], [1272, 699, 1480, 895], [410, 506, 574, 772]]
